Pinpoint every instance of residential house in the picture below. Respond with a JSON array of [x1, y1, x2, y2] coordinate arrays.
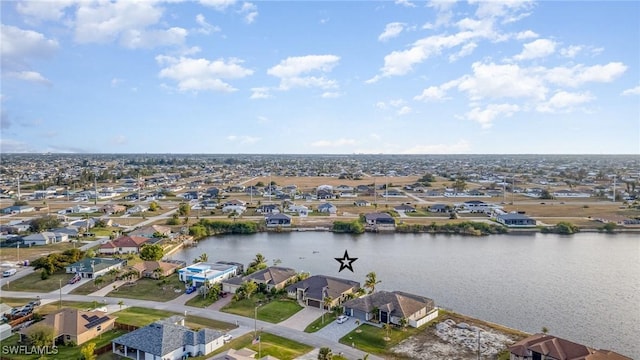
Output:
[[257, 204, 279, 214], [22, 232, 68, 246], [99, 235, 150, 254], [65, 257, 125, 279], [69, 218, 96, 230], [265, 213, 292, 227], [112, 316, 225, 360], [317, 203, 337, 214], [428, 204, 448, 213], [126, 205, 149, 215], [380, 189, 406, 198], [363, 213, 396, 231], [508, 334, 632, 360], [51, 226, 80, 238], [178, 261, 241, 287], [496, 213, 537, 227], [128, 225, 171, 238], [287, 204, 310, 216], [316, 190, 334, 200], [343, 290, 438, 328], [460, 200, 491, 213], [131, 261, 181, 279], [1, 205, 35, 214], [19, 308, 115, 346], [100, 204, 126, 215], [182, 191, 199, 200], [394, 204, 416, 213], [286, 275, 360, 309], [223, 266, 297, 294], [354, 200, 371, 207]]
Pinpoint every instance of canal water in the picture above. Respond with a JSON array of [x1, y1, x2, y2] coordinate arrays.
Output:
[[168, 231, 639, 357]]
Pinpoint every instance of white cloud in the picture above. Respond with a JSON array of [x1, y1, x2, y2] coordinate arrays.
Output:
[[400, 139, 471, 154], [311, 138, 357, 147], [16, 0, 75, 22], [544, 62, 627, 87], [472, 0, 534, 22], [227, 135, 260, 144], [257, 116, 269, 123], [111, 78, 124, 87], [466, 103, 520, 128], [195, 14, 221, 35], [536, 91, 594, 113], [74, 1, 185, 48], [267, 55, 340, 90], [449, 42, 477, 62], [200, 0, 237, 11], [1, 25, 59, 69], [560, 45, 583, 58], [240, 2, 258, 24], [458, 62, 547, 101], [6, 71, 51, 86], [515, 30, 538, 40], [414, 86, 449, 101], [156, 56, 253, 92], [250, 87, 271, 99], [514, 39, 557, 61], [621, 86, 640, 96], [378, 22, 405, 42], [112, 135, 128, 145], [397, 106, 412, 115], [321, 92, 342, 98], [0, 138, 36, 153], [395, 0, 416, 8]]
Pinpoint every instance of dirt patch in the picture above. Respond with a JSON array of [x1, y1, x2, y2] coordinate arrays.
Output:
[[391, 313, 527, 360]]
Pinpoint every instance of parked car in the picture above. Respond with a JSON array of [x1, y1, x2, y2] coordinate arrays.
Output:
[[68, 274, 81, 284], [28, 299, 41, 307], [222, 334, 233, 343], [337, 315, 349, 324], [185, 286, 197, 294], [2, 268, 17, 277]]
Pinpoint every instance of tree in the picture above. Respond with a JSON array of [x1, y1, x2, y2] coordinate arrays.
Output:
[[382, 323, 391, 341], [118, 300, 124, 310], [80, 342, 96, 360], [178, 203, 191, 216], [542, 326, 549, 334], [540, 188, 554, 200], [194, 253, 209, 263], [140, 244, 164, 261], [236, 281, 258, 300], [322, 295, 333, 324], [364, 272, 381, 294], [452, 179, 467, 193], [246, 253, 267, 274], [399, 317, 408, 331], [14, 200, 28, 206], [149, 201, 160, 212], [94, 277, 104, 288], [29, 215, 61, 233], [27, 323, 55, 348], [318, 347, 333, 360]]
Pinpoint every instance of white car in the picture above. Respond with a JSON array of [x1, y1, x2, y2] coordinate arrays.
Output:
[[336, 315, 349, 324], [223, 334, 233, 343]]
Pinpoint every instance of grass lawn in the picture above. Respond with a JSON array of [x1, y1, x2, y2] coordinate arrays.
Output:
[[1, 270, 76, 292], [0, 329, 127, 360], [112, 306, 235, 331], [221, 297, 302, 323], [70, 273, 119, 295], [105, 274, 184, 302], [0, 242, 76, 263], [339, 324, 422, 355], [91, 226, 121, 237], [304, 312, 337, 333], [184, 293, 222, 308], [0, 297, 96, 315], [207, 332, 313, 360]]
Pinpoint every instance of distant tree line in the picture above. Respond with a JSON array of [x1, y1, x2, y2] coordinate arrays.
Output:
[[396, 221, 507, 236]]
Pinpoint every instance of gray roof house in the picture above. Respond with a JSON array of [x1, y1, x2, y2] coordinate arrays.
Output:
[[112, 316, 225, 360], [286, 275, 360, 309], [343, 290, 438, 328], [363, 213, 396, 231], [265, 213, 291, 227], [65, 257, 125, 279], [317, 202, 337, 214], [223, 266, 297, 293], [496, 213, 537, 227]]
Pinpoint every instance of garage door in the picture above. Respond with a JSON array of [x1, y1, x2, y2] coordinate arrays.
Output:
[[307, 299, 321, 308]]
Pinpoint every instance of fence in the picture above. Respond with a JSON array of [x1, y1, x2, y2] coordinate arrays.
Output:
[[114, 322, 139, 332]]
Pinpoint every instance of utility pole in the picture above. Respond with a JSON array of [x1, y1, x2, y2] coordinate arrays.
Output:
[[59, 279, 62, 309], [94, 171, 98, 205], [612, 175, 616, 202], [17, 177, 21, 200]]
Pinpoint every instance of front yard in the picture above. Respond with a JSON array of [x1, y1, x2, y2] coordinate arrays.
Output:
[[112, 306, 235, 331], [105, 274, 184, 302], [221, 295, 302, 323], [207, 332, 313, 360], [339, 323, 422, 356], [304, 312, 338, 333]]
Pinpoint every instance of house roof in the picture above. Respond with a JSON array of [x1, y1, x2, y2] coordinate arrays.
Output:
[[508, 334, 621, 360], [343, 290, 435, 319], [246, 267, 296, 285], [21, 308, 115, 339], [129, 225, 171, 236], [265, 213, 291, 221], [132, 261, 181, 274], [286, 275, 360, 301], [67, 257, 124, 273], [100, 235, 149, 249], [497, 213, 534, 221], [112, 317, 223, 357], [394, 204, 415, 211], [364, 212, 395, 223]]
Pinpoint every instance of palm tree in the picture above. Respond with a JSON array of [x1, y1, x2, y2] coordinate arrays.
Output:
[[399, 317, 408, 331], [318, 347, 333, 360], [364, 272, 381, 294], [382, 323, 391, 341], [94, 277, 104, 288], [322, 295, 333, 324], [194, 252, 208, 263], [118, 300, 124, 310]]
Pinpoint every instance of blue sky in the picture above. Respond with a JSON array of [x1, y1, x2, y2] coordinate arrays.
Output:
[[1, 0, 638, 154]]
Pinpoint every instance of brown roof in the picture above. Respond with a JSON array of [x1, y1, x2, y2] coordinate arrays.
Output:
[[100, 235, 149, 249], [246, 266, 297, 285], [343, 290, 435, 319], [22, 308, 115, 338], [129, 225, 171, 236], [509, 334, 631, 360]]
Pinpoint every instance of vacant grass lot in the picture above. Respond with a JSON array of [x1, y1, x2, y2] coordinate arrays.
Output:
[[304, 312, 337, 333], [112, 306, 235, 331], [1, 270, 76, 292], [221, 297, 302, 323], [340, 324, 422, 356], [0, 242, 77, 263], [106, 274, 184, 302], [207, 332, 313, 360]]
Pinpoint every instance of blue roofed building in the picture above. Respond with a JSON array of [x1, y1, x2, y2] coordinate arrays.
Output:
[[177, 261, 241, 287]]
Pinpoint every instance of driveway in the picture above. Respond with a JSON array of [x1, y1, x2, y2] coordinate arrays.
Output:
[[279, 306, 324, 331], [315, 316, 360, 343]]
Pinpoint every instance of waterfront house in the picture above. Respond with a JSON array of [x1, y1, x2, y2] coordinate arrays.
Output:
[[363, 213, 396, 231], [286, 275, 360, 309], [342, 290, 438, 328], [317, 202, 337, 214], [99, 235, 150, 254], [178, 261, 240, 287], [508, 334, 632, 360], [265, 213, 292, 227], [131, 261, 181, 279], [496, 213, 537, 227], [257, 204, 279, 214], [222, 266, 297, 293], [128, 225, 171, 238], [19, 308, 115, 346], [65, 257, 125, 279], [112, 316, 225, 360]]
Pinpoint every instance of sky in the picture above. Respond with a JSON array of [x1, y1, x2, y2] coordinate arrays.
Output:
[[1, 0, 639, 155]]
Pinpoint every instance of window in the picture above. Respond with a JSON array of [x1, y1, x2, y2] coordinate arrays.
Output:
[[97, 325, 102, 331], [66, 335, 70, 340]]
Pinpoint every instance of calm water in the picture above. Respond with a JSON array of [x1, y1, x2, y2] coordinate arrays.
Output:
[[169, 232, 640, 357]]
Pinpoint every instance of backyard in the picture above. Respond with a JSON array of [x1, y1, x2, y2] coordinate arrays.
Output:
[[221, 295, 302, 323], [105, 273, 184, 302]]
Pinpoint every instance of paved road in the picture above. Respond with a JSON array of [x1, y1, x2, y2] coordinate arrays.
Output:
[[1, 290, 381, 360]]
